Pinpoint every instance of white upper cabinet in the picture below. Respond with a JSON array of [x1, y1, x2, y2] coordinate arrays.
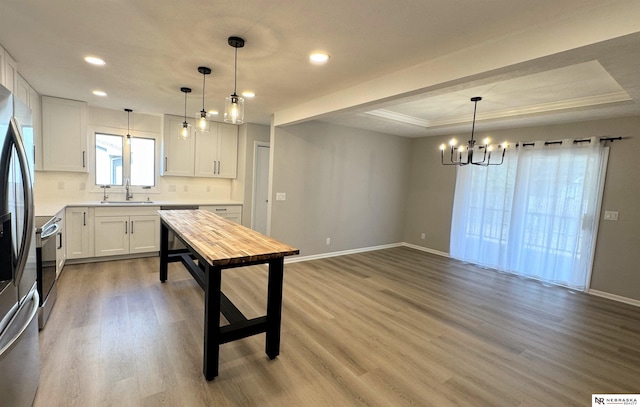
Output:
[[162, 115, 195, 177], [41, 96, 88, 172], [0, 47, 17, 93], [163, 115, 238, 178], [216, 122, 238, 178], [194, 122, 238, 178], [15, 74, 30, 106], [29, 87, 42, 171]]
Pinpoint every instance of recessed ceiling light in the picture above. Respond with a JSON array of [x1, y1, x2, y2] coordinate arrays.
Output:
[[92, 90, 107, 97], [309, 52, 330, 64], [241, 91, 255, 98], [84, 56, 106, 66]]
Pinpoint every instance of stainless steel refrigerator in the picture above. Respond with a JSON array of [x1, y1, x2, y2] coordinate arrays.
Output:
[[0, 84, 40, 406]]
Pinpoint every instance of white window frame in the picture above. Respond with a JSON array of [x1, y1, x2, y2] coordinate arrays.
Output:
[[89, 125, 161, 196]]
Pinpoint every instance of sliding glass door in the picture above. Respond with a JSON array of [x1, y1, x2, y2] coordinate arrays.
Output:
[[450, 138, 608, 290]]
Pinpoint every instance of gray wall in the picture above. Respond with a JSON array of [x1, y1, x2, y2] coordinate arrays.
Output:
[[271, 121, 411, 256], [232, 123, 270, 227], [403, 116, 640, 301]]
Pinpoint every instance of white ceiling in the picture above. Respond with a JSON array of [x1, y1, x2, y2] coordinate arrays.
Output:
[[1, 0, 639, 137]]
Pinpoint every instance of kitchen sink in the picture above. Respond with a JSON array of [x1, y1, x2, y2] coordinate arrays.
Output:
[[100, 200, 155, 204]]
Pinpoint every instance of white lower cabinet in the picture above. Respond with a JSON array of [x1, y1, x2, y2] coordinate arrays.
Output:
[[65, 207, 94, 260], [94, 207, 160, 257], [199, 205, 242, 224]]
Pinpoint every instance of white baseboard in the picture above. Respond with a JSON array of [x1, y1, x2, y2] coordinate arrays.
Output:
[[588, 289, 640, 308], [285, 243, 402, 264], [284, 242, 450, 264], [401, 242, 450, 258]]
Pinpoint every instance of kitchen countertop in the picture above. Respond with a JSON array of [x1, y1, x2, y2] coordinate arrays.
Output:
[[35, 200, 242, 218], [159, 209, 298, 266]]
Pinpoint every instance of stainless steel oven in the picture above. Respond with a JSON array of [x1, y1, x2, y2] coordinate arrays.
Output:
[[35, 216, 60, 329]]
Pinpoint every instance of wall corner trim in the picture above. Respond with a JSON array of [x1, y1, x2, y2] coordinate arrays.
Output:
[[588, 289, 640, 308]]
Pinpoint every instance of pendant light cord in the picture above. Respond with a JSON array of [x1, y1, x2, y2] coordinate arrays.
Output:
[[184, 91, 187, 122], [233, 47, 238, 96], [470, 99, 478, 146], [202, 72, 206, 110]]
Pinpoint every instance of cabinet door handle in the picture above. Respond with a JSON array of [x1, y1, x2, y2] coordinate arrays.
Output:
[[82, 151, 86, 168], [165, 157, 168, 171], [57, 232, 63, 249], [83, 212, 86, 226], [125, 221, 128, 234], [131, 220, 134, 234]]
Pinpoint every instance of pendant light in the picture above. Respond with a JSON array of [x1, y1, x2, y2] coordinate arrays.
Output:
[[180, 87, 191, 139], [439, 97, 506, 166], [195, 66, 211, 132], [124, 108, 132, 144], [224, 36, 245, 125]]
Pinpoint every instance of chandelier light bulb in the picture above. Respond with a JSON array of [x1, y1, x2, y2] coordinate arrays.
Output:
[[440, 144, 446, 151], [449, 138, 457, 146], [483, 137, 491, 145]]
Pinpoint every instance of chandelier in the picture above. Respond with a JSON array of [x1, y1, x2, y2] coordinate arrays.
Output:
[[440, 97, 506, 166]]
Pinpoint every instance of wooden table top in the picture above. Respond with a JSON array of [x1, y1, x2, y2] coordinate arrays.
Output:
[[159, 210, 299, 266]]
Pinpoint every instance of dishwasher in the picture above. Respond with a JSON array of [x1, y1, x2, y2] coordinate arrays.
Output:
[[160, 205, 198, 250]]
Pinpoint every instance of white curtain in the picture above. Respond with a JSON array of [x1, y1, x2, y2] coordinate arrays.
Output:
[[450, 138, 607, 290]]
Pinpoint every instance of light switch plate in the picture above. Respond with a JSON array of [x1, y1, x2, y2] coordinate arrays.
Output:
[[276, 192, 286, 201]]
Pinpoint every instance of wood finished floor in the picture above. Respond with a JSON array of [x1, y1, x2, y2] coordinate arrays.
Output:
[[34, 247, 640, 407]]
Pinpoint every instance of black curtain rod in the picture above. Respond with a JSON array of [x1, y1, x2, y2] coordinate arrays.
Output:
[[516, 137, 623, 148]]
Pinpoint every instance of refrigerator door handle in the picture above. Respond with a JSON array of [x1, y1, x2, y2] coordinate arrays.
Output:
[[7, 118, 35, 287], [0, 288, 39, 356]]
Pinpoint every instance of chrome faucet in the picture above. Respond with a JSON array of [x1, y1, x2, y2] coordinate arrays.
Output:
[[125, 178, 134, 200], [101, 185, 110, 202]]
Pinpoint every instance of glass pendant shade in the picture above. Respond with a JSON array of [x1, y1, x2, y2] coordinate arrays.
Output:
[[224, 94, 244, 125], [224, 37, 245, 125], [179, 87, 192, 140], [180, 121, 190, 139], [195, 110, 210, 132], [195, 66, 211, 132]]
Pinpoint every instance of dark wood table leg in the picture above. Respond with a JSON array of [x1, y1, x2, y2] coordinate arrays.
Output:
[[265, 257, 284, 359], [203, 264, 222, 380], [160, 222, 168, 282]]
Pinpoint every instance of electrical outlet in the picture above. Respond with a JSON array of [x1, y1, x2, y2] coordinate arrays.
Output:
[[168, 185, 176, 192], [206, 185, 211, 192], [183, 185, 188, 192], [604, 211, 619, 221], [57, 182, 64, 190], [421, 233, 426, 239], [326, 237, 331, 245], [276, 192, 286, 201], [79, 182, 85, 190]]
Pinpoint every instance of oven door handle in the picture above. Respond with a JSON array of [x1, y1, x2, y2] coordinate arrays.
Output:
[[41, 223, 60, 240]]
